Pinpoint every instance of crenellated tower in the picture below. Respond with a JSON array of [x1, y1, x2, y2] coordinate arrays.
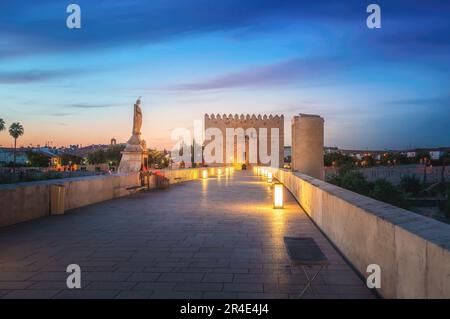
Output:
[[204, 113, 284, 168]]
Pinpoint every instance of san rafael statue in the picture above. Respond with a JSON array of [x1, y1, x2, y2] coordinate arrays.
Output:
[[118, 97, 145, 174]]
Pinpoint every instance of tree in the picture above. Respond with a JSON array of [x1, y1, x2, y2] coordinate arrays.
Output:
[[361, 155, 375, 167], [324, 152, 354, 167], [26, 150, 50, 167], [87, 149, 106, 165], [340, 171, 371, 196], [400, 175, 422, 196], [370, 179, 408, 209], [148, 149, 169, 168], [415, 150, 430, 163], [103, 144, 125, 165], [61, 154, 83, 166], [442, 187, 450, 218], [87, 145, 125, 165], [441, 151, 450, 184], [337, 162, 357, 177], [9, 122, 24, 169], [0, 118, 5, 132]]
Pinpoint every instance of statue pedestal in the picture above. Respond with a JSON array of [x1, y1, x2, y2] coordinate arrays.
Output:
[[118, 150, 143, 174], [118, 134, 143, 174]]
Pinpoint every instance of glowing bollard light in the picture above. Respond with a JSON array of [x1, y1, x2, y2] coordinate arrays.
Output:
[[217, 168, 222, 177], [267, 171, 273, 183], [273, 183, 284, 209], [225, 168, 229, 176], [202, 170, 208, 179]]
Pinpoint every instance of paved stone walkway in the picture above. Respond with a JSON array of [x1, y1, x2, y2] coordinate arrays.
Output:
[[0, 171, 375, 299]]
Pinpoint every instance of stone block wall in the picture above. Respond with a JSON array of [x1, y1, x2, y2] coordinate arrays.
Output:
[[0, 168, 210, 228], [271, 168, 450, 298], [204, 114, 284, 167]]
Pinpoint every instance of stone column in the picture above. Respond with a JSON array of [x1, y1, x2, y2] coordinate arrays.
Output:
[[291, 114, 324, 180]]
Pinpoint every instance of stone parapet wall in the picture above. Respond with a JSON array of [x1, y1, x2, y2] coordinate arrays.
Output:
[[0, 168, 209, 228], [272, 168, 450, 298]]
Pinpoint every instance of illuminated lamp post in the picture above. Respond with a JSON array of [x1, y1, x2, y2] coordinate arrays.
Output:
[[273, 183, 284, 209], [267, 171, 273, 183]]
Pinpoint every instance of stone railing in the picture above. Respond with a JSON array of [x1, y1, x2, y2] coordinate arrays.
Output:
[[271, 168, 450, 299], [0, 167, 214, 228]]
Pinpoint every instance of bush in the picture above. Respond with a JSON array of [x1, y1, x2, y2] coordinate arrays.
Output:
[[327, 174, 342, 186], [441, 188, 450, 218], [400, 175, 422, 196], [337, 162, 357, 177], [340, 171, 371, 196], [370, 179, 409, 209]]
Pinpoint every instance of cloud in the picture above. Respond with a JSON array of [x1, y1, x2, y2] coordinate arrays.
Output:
[[0, 70, 71, 84], [0, 69, 94, 84], [385, 96, 450, 114], [66, 103, 121, 109], [1, 0, 448, 59], [50, 112, 72, 117], [169, 57, 342, 91], [385, 96, 450, 107]]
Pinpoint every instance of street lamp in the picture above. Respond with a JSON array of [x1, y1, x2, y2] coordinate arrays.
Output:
[[267, 171, 273, 183], [273, 183, 284, 209]]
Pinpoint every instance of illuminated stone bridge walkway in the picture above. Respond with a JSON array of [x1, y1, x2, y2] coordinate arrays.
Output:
[[0, 171, 375, 299]]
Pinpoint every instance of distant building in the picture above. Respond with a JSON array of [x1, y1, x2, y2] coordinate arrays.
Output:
[[324, 146, 339, 154], [0, 148, 29, 166], [34, 147, 61, 167], [429, 151, 442, 160], [406, 151, 416, 158]]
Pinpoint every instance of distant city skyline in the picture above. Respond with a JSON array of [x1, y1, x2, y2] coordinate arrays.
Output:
[[1, 1, 449, 150]]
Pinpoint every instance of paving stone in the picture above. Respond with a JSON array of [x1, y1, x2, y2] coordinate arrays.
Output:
[[133, 282, 176, 291], [83, 272, 132, 282], [0, 272, 36, 281], [1, 289, 60, 299], [54, 289, 120, 299], [0, 172, 374, 299], [223, 283, 264, 293], [85, 281, 136, 290], [29, 281, 71, 290], [203, 273, 234, 283], [128, 272, 161, 282], [237, 292, 289, 299], [174, 283, 223, 292], [0, 281, 34, 289], [150, 291, 203, 299], [115, 290, 153, 299], [158, 273, 204, 282]]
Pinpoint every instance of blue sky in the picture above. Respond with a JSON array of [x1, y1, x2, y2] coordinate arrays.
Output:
[[0, 0, 449, 149]]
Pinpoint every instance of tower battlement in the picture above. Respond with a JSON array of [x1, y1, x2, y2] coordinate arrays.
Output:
[[205, 113, 284, 124]]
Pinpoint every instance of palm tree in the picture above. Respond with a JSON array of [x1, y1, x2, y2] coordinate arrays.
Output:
[[9, 122, 24, 169], [0, 118, 5, 132]]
